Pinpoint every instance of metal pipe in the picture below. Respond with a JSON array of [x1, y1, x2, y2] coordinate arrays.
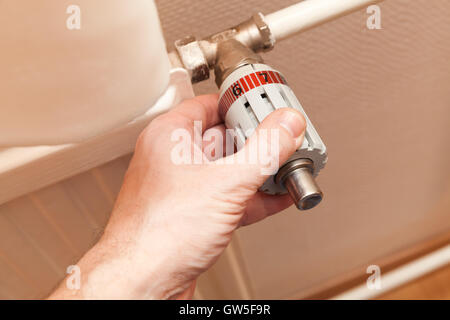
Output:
[[265, 0, 384, 41], [172, 0, 385, 83]]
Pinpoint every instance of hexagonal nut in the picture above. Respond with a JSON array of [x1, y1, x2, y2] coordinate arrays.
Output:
[[252, 13, 275, 51], [174, 36, 210, 83], [214, 39, 263, 87]]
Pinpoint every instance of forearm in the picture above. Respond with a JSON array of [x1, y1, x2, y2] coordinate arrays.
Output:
[[48, 232, 181, 300]]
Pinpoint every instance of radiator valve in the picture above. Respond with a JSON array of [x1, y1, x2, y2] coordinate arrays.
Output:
[[216, 41, 327, 210], [172, 15, 328, 211]]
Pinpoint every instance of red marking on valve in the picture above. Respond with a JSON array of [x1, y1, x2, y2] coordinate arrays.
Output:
[[250, 73, 260, 86], [218, 70, 286, 120], [239, 79, 248, 92]]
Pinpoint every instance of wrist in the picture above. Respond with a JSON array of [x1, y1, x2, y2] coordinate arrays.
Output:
[[50, 230, 185, 300], [83, 232, 184, 299]]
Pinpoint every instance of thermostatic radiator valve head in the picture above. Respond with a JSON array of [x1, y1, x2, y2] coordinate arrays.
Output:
[[216, 54, 327, 210], [172, 15, 328, 211]]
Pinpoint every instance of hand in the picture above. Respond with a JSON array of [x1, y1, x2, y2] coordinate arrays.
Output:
[[49, 94, 306, 299]]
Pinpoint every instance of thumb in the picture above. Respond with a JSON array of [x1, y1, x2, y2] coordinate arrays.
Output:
[[230, 108, 306, 190]]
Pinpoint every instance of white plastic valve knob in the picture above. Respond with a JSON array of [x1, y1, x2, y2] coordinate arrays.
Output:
[[218, 63, 327, 205]]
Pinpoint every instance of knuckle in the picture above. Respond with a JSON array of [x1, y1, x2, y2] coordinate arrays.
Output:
[[136, 112, 192, 150]]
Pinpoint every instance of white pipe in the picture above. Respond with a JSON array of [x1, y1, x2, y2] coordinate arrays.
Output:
[[265, 0, 384, 41], [332, 244, 450, 300]]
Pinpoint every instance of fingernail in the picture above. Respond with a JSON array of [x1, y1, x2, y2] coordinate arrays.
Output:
[[278, 110, 305, 138]]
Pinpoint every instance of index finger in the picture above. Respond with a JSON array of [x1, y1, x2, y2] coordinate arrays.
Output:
[[170, 93, 222, 133]]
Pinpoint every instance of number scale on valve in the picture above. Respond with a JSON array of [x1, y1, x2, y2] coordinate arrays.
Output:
[[218, 70, 287, 120]]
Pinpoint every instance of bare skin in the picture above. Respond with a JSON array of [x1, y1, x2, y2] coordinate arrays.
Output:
[[48, 94, 306, 299]]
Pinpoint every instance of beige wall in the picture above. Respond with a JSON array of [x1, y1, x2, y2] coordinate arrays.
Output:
[[0, 156, 131, 299]]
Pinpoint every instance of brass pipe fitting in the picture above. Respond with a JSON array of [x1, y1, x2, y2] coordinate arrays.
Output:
[[213, 39, 263, 87], [171, 13, 274, 84]]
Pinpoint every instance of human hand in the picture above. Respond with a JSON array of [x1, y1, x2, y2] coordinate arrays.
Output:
[[49, 94, 306, 300]]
